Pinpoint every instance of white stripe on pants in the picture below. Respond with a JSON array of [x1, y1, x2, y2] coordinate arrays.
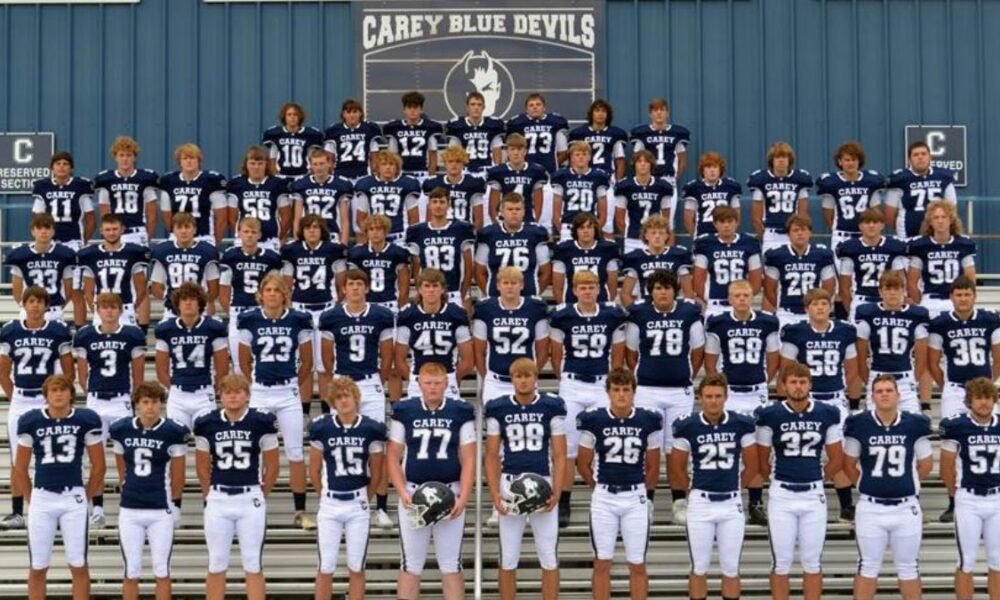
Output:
[[855, 496, 922, 580], [766, 483, 827, 575], [954, 489, 1000, 572], [118, 507, 175, 578], [685, 491, 745, 578], [316, 493, 371, 574], [588, 486, 649, 563], [204, 488, 267, 574], [27, 487, 89, 569]]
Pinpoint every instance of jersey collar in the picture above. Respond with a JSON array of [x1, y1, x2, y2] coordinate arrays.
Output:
[[870, 409, 901, 429], [499, 297, 525, 312], [421, 396, 448, 413], [29, 243, 55, 256], [310, 174, 333, 185], [176, 315, 205, 331], [510, 393, 540, 407], [20, 319, 50, 333], [50, 176, 75, 187], [970, 413, 999, 429], [787, 243, 811, 257], [464, 117, 483, 127], [133, 416, 164, 431], [606, 406, 635, 421], [931, 235, 955, 246], [428, 220, 453, 232], [860, 236, 886, 249], [837, 171, 863, 183], [239, 245, 264, 258], [699, 411, 730, 426], [334, 414, 360, 429], [767, 169, 792, 179], [781, 399, 814, 414], [99, 323, 125, 336], [262, 308, 289, 322], [950, 309, 978, 323], [344, 303, 371, 319], [221, 408, 249, 423], [499, 221, 525, 235], [417, 303, 446, 316], [728, 310, 756, 323], [303, 240, 324, 252], [43, 407, 75, 421], [808, 321, 834, 335], [908, 167, 934, 178], [248, 176, 268, 186], [574, 239, 597, 251], [115, 169, 137, 179], [573, 303, 600, 318], [180, 171, 202, 184]]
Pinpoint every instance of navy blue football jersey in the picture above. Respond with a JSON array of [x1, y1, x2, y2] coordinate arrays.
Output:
[[629, 124, 691, 179], [158, 170, 228, 239], [836, 236, 909, 301], [421, 174, 486, 224], [194, 408, 279, 487], [682, 177, 742, 237], [621, 246, 692, 301], [93, 168, 161, 231], [549, 303, 628, 378], [237, 308, 313, 385], [383, 117, 444, 173], [780, 321, 857, 394], [288, 174, 354, 236], [219, 246, 283, 309], [347, 242, 411, 304], [485, 393, 567, 476], [855, 303, 930, 374], [550, 167, 611, 226], [18, 407, 103, 490], [309, 414, 387, 492], [755, 401, 842, 483], [406, 220, 476, 294], [552, 239, 621, 303], [317, 303, 395, 379], [928, 310, 1000, 385], [226, 175, 290, 244], [506, 112, 569, 174], [746, 169, 813, 233], [73, 324, 146, 395], [0, 320, 72, 391], [396, 302, 471, 374], [323, 121, 383, 180], [390, 397, 475, 484], [149, 240, 220, 312], [472, 297, 550, 377], [886, 167, 957, 239], [110, 417, 190, 509], [704, 310, 781, 386], [940, 413, 1000, 491], [280, 240, 347, 305], [445, 116, 505, 173], [907, 235, 977, 298], [485, 163, 548, 222], [567, 125, 628, 174], [626, 300, 705, 387], [843, 411, 932, 498], [693, 234, 763, 302], [6, 243, 76, 306], [613, 176, 674, 242], [816, 170, 885, 234], [77, 242, 149, 305], [32, 176, 94, 244], [577, 406, 662, 486], [763, 244, 837, 314], [261, 125, 325, 179], [673, 411, 755, 492], [475, 222, 551, 297], [353, 174, 422, 236], [154, 316, 228, 389]]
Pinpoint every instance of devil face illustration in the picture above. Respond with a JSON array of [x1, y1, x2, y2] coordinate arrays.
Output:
[[465, 51, 502, 114]]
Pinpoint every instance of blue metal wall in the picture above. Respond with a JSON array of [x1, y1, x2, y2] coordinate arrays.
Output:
[[1, 0, 998, 255]]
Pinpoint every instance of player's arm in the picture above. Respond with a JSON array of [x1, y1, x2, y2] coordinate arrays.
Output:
[[338, 200, 352, 246], [667, 447, 690, 493], [645, 444, 661, 494], [531, 187, 544, 223], [308, 445, 323, 497], [278, 202, 293, 245], [820, 268, 836, 296], [916, 450, 933, 480], [114, 453, 127, 484], [740, 442, 759, 488], [298, 340, 314, 403], [195, 446, 211, 499], [149, 262, 166, 301], [855, 337, 870, 387], [213, 345, 230, 391], [378, 337, 395, 389], [320, 336, 335, 394], [131, 352, 145, 391], [393, 341, 411, 383], [473, 337, 487, 377], [822, 203, 835, 230], [396, 265, 410, 310], [551, 269, 566, 305], [292, 199, 305, 241], [824, 440, 844, 482], [750, 195, 764, 238], [614, 204, 626, 238], [576, 438, 596, 488], [596, 194, 609, 236], [484, 430, 506, 514], [145, 199, 157, 241], [0, 356, 13, 400], [133, 269, 149, 308], [460, 246, 474, 300], [155, 348, 171, 389], [534, 318, 551, 372], [537, 262, 552, 297], [766, 345, 780, 384], [676, 151, 688, 182], [704, 350, 720, 376], [12, 445, 32, 502], [387, 438, 411, 506], [992, 340, 1000, 381], [692, 265, 708, 304], [83, 209, 97, 241], [77, 356, 90, 394], [456, 340, 474, 383], [839, 273, 854, 312], [689, 321, 706, 377], [610, 338, 626, 370], [551, 193, 563, 234], [549, 339, 564, 380], [261, 447, 279, 496], [620, 275, 637, 308], [474, 245, 489, 293], [487, 188, 501, 223], [843, 354, 859, 393], [10, 276, 22, 309], [625, 323, 639, 371], [86, 439, 107, 500], [927, 346, 945, 388], [756, 438, 772, 482], [795, 194, 808, 216], [940, 444, 958, 496], [747, 263, 763, 297], [473, 200, 486, 232], [239, 341, 253, 380], [906, 260, 923, 304], [762, 272, 778, 313], [547, 430, 567, 512], [83, 276, 96, 317]]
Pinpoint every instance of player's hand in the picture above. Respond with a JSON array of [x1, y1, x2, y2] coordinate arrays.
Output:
[[491, 495, 509, 516], [399, 491, 413, 508], [450, 495, 468, 519], [540, 493, 560, 513], [171, 504, 182, 529]]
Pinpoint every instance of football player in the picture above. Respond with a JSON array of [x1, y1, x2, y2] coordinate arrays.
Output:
[[0, 287, 73, 531], [289, 148, 354, 245], [671, 374, 758, 600], [110, 383, 188, 600], [94, 135, 160, 247], [406, 187, 476, 306], [484, 133, 548, 229], [907, 200, 977, 318], [421, 146, 486, 225], [755, 362, 844, 600], [630, 97, 690, 226], [567, 99, 627, 181], [747, 142, 812, 253], [237, 273, 315, 530], [261, 102, 325, 180], [158, 143, 228, 245], [614, 150, 674, 253], [549, 270, 628, 527], [348, 214, 411, 313], [154, 283, 229, 428], [837, 207, 909, 321], [444, 91, 505, 178], [816, 141, 885, 258], [762, 215, 837, 329], [388, 363, 476, 600], [226, 145, 292, 250], [940, 377, 1000, 600], [76, 213, 149, 328], [395, 269, 474, 399], [681, 151, 742, 238], [13, 375, 104, 600], [31, 150, 96, 251], [310, 376, 387, 600], [884, 140, 957, 240], [475, 192, 551, 298], [218, 217, 283, 372], [323, 98, 382, 183], [843, 375, 932, 600], [620, 214, 693, 307], [149, 213, 220, 320], [485, 358, 567, 600], [354, 150, 422, 245], [505, 92, 568, 175], [577, 367, 662, 600], [552, 212, 621, 305], [692, 206, 763, 317], [383, 91, 444, 180], [7, 213, 76, 323], [472, 266, 550, 402], [550, 141, 611, 241], [194, 374, 280, 600]]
